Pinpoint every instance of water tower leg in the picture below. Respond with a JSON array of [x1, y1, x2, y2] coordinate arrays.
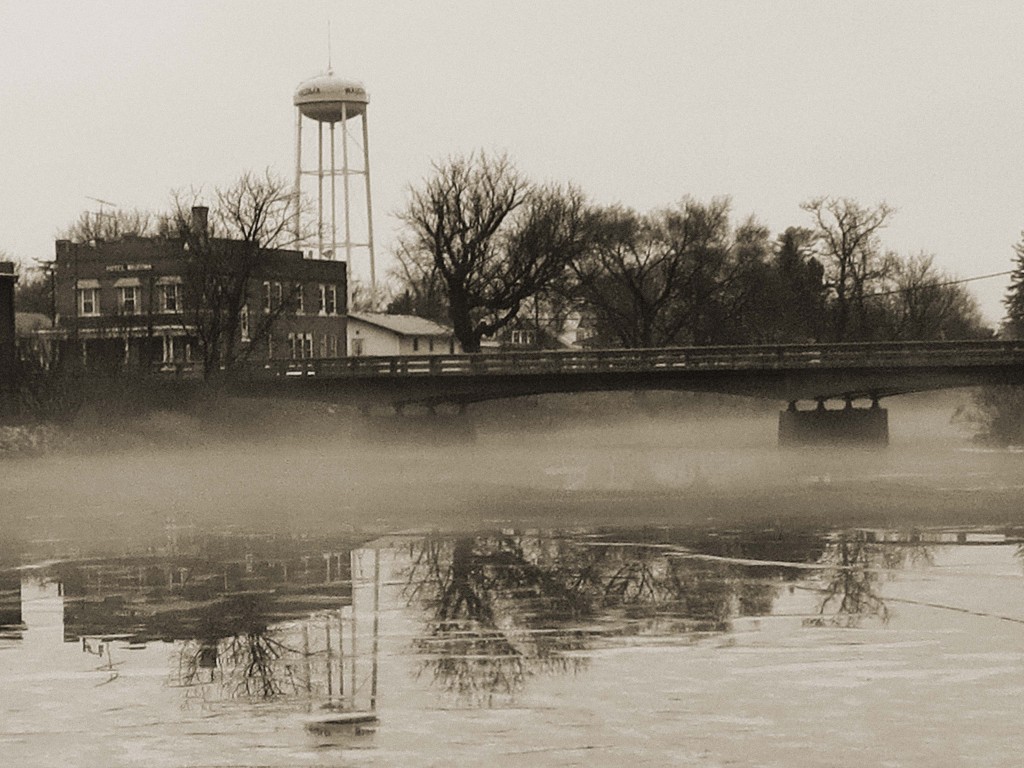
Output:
[[330, 121, 338, 259], [341, 103, 352, 270], [318, 122, 325, 256], [362, 112, 377, 308], [293, 107, 303, 242]]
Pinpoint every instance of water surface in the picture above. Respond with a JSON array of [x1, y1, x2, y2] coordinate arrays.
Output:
[[2, 519, 1022, 767]]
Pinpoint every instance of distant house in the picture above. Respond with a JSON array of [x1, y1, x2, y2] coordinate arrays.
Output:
[[499, 308, 588, 350], [501, 319, 542, 350], [347, 312, 461, 356]]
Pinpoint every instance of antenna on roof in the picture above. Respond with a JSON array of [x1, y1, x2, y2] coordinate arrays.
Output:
[[85, 196, 118, 229]]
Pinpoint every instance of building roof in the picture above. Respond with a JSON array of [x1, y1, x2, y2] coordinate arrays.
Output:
[[349, 312, 453, 337]]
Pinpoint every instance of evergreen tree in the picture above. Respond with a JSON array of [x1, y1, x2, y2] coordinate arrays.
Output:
[[969, 232, 1024, 445], [1002, 233, 1024, 338]]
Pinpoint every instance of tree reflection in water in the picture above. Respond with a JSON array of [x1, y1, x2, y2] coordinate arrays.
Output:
[[403, 530, 816, 705], [808, 533, 934, 628], [406, 535, 590, 706], [177, 592, 299, 700], [41, 533, 358, 705]]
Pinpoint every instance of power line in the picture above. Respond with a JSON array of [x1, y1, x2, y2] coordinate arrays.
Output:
[[865, 269, 1014, 300]]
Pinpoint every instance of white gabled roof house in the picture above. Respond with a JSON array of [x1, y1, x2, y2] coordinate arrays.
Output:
[[347, 312, 462, 356]]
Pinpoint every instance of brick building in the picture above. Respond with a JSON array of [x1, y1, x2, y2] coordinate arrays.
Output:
[[51, 207, 347, 373]]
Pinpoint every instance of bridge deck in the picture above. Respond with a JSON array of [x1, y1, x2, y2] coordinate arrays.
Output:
[[259, 340, 1024, 378], [232, 341, 1024, 407]]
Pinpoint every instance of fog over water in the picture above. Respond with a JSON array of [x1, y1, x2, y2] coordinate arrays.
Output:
[[2, 389, 1023, 767], [2, 389, 1020, 550]]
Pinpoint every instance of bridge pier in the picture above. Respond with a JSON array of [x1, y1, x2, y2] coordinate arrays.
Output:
[[779, 399, 888, 447]]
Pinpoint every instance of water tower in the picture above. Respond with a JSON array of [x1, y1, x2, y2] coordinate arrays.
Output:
[[293, 69, 376, 304]]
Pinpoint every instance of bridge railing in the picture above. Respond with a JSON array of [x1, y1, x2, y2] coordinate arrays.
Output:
[[249, 340, 1024, 380]]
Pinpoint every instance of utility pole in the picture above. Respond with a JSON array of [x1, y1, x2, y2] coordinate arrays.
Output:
[[0, 261, 19, 418]]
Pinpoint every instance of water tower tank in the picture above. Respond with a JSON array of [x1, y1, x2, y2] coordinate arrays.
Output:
[[293, 71, 368, 123]]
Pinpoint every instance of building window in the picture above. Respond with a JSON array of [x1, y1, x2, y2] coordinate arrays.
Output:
[[295, 284, 304, 314], [319, 284, 338, 315], [575, 326, 595, 344], [262, 281, 282, 313], [351, 337, 364, 356], [161, 336, 192, 364], [77, 288, 100, 317], [412, 337, 419, 352], [288, 332, 314, 360], [510, 329, 536, 347], [117, 286, 138, 315], [161, 284, 180, 313], [319, 335, 328, 358], [328, 334, 338, 357], [240, 304, 250, 342], [162, 335, 178, 364]]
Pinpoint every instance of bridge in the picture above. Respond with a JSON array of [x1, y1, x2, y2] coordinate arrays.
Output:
[[234, 340, 1024, 445], [237, 340, 1024, 406]]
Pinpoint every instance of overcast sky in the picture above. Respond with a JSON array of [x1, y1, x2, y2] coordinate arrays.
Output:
[[2, 0, 1022, 322]]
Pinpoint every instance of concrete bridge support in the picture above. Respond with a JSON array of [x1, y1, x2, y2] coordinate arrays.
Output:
[[778, 399, 888, 447]]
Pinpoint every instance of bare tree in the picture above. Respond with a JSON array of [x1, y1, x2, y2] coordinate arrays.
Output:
[[211, 169, 299, 249], [386, 239, 449, 321], [802, 197, 895, 341], [666, 197, 737, 345], [168, 171, 303, 379], [569, 204, 682, 348], [881, 253, 987, 340], [396, 152, 587, 352], [705, 214, 776, 344], [569, 197, 741, 347], [60, 207, 159, 243]]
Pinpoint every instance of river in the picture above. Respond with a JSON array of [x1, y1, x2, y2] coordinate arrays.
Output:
[[1, 396, 1022, 766]]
